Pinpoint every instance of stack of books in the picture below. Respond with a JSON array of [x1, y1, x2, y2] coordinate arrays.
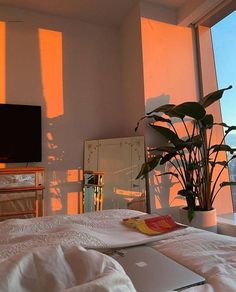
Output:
[[123, 214, 185, 235]]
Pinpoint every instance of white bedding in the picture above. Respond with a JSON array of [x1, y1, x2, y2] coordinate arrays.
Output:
[[0, 209, 236, 291], [0, 244, 135, 292], [151, 227, 236, 292]]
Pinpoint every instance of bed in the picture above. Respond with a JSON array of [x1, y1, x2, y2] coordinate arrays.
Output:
[[0, 209, 236, 291]]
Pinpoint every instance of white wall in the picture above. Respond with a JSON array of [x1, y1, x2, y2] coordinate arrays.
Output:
[[0, 2, 233, 217], [138, 2, 233, 216], [140, 16, 198, 216], [120, 4, 146, 137], [0, 5, 125, 215]]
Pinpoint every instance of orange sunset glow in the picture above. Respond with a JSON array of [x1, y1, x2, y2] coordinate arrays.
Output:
[[38, 28, 76, 213], [67, 192, 78, 214], [141, 18, 197, 209], [114, 188, 142, 197], [141, 18, 196, 104], [39, 28, 64, 118], [67, 170, 80, 214]]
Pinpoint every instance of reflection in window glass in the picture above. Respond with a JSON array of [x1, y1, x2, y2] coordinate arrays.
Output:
[[212, 11, 236, 210]]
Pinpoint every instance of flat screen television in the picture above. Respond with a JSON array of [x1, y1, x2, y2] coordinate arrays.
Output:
[[0, 104, 42, 163]]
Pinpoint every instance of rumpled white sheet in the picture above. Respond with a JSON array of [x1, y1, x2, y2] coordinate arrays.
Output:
[[0, 208, 182, 261], [1, 209, 236, 292], [0, 209, 144, 292], [0, 244, 136, 292], [151, 226, 236, 292]]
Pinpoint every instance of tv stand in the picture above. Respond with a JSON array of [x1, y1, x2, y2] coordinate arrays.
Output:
[[0, 167, 44, 220]]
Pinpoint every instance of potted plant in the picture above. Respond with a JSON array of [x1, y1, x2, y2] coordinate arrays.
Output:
[[135, 85, 236, 230]]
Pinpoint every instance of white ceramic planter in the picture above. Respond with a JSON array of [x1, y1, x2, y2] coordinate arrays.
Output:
[[179, 207, 217, 233]]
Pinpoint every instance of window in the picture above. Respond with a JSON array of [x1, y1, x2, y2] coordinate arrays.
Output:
[[211, 11, 236, 211]]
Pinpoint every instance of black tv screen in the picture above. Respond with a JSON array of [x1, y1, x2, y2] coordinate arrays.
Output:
[[0, 104, 42, 163]]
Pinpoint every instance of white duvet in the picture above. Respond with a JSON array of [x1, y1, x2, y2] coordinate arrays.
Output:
[[0, 244, 135, 292], [0, 209, 236, 292], [151, 226, 236, 292]]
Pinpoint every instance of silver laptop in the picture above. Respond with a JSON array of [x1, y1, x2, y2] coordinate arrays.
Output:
[[112, 245, 205, 292]]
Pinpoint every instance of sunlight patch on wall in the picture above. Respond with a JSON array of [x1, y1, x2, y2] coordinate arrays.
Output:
[[67, 170, 79, 213], [51, 196, 62, 211], [141, 18, 196, 106], [66, 169, 82, 214], [141, 18, 197, 209], [47, 131, 58, 150], [114, 188, 141, 197], [39, 28, 64, 118], [67, 192, 78, 214], [67, 169, 78, 183], [79, 169, 83, 182], [79, 191, 83, 214]]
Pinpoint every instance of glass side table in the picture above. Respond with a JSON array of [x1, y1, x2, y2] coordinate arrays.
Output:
[[83, 171, 104, 213]]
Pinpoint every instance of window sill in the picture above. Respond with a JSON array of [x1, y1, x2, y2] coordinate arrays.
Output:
[[217, 213, 236, 237]]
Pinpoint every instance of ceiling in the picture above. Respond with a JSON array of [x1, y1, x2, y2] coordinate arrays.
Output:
[[0, 0, 188, 26], [148, 0, 188, 9]]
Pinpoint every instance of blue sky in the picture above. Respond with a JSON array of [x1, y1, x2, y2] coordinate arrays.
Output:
[[211, 11, 236, 128]]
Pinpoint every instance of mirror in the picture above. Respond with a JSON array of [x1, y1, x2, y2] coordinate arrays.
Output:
[[83, 136, 147, 213]]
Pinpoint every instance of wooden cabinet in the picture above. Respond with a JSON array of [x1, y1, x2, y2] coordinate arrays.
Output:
[[0, 167, 44, 220]]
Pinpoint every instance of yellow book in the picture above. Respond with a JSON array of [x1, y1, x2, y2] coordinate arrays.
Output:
[[123, 214, 184, 235]]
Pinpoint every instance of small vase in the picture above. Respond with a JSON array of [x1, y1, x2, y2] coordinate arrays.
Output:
[[179, 207, 217, 233]]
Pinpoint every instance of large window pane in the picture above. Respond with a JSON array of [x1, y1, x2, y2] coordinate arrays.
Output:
[[211, 11, 236, 210]]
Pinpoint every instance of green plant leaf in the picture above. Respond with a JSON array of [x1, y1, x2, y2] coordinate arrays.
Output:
[[165, 109, 185, 119], [156, 172, 179, 179], [209, 161, 227, 167], [188, 209, 194, 222], [186, 162, 201, 171], [147, 104, 175, 115], [160, 152, 177, 164], [171, 102, 206, 120], [210, 144, 236, 154], [200, 85, 232, 108], [153, 115, 171, 123], [178, 189, 189, 197], [135, 114, 172, 132], [190, 135, 203, 148], [136, 155, 161, 179], [214, 122, 230, 128], [149, 124, 181, 145], [220, 181, 236, 188], [225, 126, 236, 135], [175, 142, 188, 150], [230, 155, 236, 161], [177, 136, 202, 150], [178, 189, 196, 197], [135, 115, 146, 132], [149, 146, 177, 153], [202, 114, 214, 129], [148, 104, 186, 118]]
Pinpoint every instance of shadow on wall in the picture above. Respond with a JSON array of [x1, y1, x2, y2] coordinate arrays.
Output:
[[44, 115, 84, 215], [144, 94, 186, 211], [35, 27, 83, 215], [2, 20, 83, 215]]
